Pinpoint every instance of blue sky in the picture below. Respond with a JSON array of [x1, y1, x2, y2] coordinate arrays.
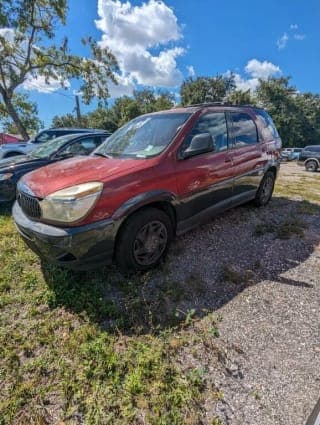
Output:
[[19, 0, 320, 128]]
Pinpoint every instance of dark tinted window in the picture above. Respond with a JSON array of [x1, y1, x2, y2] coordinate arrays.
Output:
[[255, 109, 279, 141], [304, 146, 320, 152], [183, 112, 228, 153], [229, 112, 258, 147]]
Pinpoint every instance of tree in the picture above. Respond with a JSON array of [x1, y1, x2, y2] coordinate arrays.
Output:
[[87, 108, 118, 133], [51, 89, 175, 132], [0, 92, 42, 135], [226, 89, 255, 105], [112, 97, 141, 127], [51, 113, 83, 129], [0, 0, 118, 139], [256, 77, 308, 147], [180, 75, 236, 106]]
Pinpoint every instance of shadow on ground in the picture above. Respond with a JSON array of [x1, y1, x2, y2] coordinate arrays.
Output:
[[20, 196, 320, 335]]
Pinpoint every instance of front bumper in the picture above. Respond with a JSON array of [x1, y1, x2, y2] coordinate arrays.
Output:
[[13, 202, 120, 270]]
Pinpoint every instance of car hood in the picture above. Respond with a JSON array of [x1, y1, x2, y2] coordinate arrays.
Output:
[[0, 155, 43, 171], [21, 155, 155, 198], [0, 142, 28, 150]]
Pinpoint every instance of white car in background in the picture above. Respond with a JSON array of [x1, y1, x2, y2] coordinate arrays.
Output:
[[0, 127, 105, 159]]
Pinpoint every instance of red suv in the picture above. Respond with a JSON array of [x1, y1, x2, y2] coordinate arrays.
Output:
[[13, 104, 281, 271]]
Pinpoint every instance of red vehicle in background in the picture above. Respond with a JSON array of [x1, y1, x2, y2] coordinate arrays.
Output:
[[0, 133, 23, 144], [13, 103, 282, 272]]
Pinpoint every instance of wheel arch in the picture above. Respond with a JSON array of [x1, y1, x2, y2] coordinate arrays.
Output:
[[4, 151, 23, 158], [112, 191, 178, 257], [304, 157, 320, 167]]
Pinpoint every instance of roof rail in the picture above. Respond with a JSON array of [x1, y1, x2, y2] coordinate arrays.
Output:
[[184, 102, 255, 108]]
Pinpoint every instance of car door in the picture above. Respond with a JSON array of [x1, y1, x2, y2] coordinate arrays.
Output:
[[174, 111, 234, 227], [227, 111, 264, 202]]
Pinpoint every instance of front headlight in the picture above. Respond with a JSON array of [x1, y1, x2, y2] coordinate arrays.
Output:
[[0, 173, 13, 181], [40, 182, 103, 224]]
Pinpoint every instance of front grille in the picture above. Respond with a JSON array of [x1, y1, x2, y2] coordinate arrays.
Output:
[[18, 192, 41, 219]]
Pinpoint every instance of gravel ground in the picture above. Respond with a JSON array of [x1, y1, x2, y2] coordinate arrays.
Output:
[[159, 163, 320, 425]]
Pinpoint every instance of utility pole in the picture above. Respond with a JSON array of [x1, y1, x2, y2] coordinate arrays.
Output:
[[75, 94, 82, 126]]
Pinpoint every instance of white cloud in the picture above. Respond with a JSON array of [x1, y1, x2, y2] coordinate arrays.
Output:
[[277, 32, 289, 50], [227, 59, 281, 92], [186, 65, 195, 77], [277, 25, 306, 50], [109, 74, 135, 97], [22, 75, 70, 93], [95, 0, 185, 96], [294, 33, 306, 41], [245, 59, 281, 79], [0, 28, 15, 44]]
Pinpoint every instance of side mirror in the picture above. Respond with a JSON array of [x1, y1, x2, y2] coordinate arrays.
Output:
[[182, 133, 214, 159]]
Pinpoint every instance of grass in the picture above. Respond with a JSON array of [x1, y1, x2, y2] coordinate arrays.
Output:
[[221, 266, 254, 285], [0, 210, 221, 424], [0, 164, 319, 424], [254, 218, 305, 239]]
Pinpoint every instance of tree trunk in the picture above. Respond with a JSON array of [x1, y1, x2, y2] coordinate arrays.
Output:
[[1, 91, 29, 140]]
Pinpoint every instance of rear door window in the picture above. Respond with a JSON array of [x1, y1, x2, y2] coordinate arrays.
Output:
[[228, 112, 258, 147]]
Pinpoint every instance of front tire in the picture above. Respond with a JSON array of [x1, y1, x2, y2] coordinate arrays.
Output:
[[254, 170, 275, 207], [305, 160, 318, 172], [115, 207, 173, 272]]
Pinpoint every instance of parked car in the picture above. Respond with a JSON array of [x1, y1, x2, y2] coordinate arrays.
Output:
[[0, 127, 106, 159], [281, 147, 303, 161], [13, 103, 282, 272], [298, 145, 320, 172], [0, 132, 109, 203], [0, 133, 22, 145]]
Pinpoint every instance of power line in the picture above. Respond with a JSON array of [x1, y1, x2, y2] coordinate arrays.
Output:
[[51, 90, 74, 100]]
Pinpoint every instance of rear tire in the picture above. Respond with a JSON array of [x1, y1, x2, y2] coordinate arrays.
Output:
[[254, 170, 275, 207], [115, 207, 173, 272], [305, 160, 318, 172]]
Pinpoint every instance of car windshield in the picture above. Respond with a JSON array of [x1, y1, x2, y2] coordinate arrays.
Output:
[[94, 113, 191, 159], [29, 134, 78, 158]]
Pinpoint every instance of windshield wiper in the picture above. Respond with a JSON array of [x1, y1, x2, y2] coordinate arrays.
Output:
[[94, 152, 113, 159]]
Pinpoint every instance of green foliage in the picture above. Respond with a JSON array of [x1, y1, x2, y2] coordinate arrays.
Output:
[[51, 112, 81, 128], [0, 93, 43, 135], [0, 217, 211, 424], [226, 89, 255, 105], [180, 74, 236, 105], [0, 0, 118, 138], [256, 77, 320, 147], [51, 89, 175, 132]]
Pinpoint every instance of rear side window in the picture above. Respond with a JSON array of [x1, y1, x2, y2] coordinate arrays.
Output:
[[255, 109, 279, 141], [305, 146, 320, 152], [228, 112, 258, 147]]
